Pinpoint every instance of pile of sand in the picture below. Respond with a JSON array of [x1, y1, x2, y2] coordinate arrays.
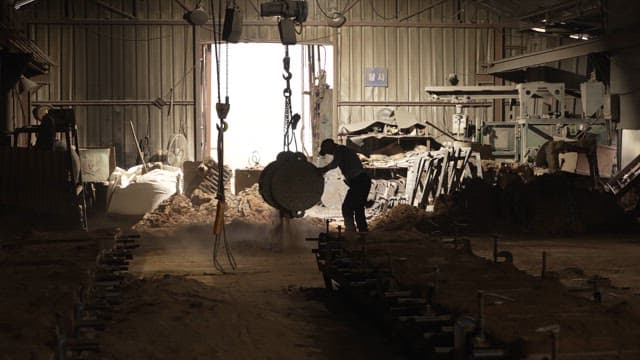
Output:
[[134, 184, 278, 231], [370, 204, 437, 233]]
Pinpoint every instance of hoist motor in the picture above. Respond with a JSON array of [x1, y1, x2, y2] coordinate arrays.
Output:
[[260, 0, 308, 44]]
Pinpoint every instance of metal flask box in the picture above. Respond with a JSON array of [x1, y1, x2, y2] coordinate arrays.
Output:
[[259, 151, 324, 218]]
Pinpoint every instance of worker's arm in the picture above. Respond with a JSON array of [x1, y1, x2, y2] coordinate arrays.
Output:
[[318, 151, 340, 174]]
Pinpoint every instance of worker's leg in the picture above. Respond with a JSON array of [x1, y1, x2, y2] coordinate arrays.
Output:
[[352, 173, 372, 232], [342, 188, 357, 232]]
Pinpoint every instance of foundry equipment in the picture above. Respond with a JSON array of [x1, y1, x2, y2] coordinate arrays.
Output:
[[259, 44, 324, 218], [259, 150, 324, 217], [260, 0, 308, 45], [209, 0, 237, 273], [425, 79, 613, 170], [307, 228, 514, 358]]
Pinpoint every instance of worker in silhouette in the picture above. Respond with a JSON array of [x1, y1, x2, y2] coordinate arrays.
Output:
[[33, 105, 56, 151], [318, 138, 371, 232], [32, 106, 81, 184]]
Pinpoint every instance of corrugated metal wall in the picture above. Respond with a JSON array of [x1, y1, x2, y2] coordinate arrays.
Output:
[[16, 0, 197, 166], [13, 0, 572, 166], [332, 0, 501, 141]]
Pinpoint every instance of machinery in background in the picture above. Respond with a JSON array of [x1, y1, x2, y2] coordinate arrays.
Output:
[[2, 108, 88, 229], [425, 80, 616, 181]]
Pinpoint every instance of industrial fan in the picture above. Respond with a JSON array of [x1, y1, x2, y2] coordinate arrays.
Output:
[[167, 133, 188, 167]]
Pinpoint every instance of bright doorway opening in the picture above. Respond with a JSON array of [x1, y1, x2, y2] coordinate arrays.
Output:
[[208, 43, 333, 192]]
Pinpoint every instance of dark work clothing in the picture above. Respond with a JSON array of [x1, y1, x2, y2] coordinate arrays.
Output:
[[35, 116, 56, 151], [330, 145, 365, 180], [342, 172, 371, 232]]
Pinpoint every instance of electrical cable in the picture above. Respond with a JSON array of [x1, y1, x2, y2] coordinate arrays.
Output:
[[398, 0, 448, 22], [342, 0, 361, 14], [369, 0, 396, 20], [314, 0, 333, 18]]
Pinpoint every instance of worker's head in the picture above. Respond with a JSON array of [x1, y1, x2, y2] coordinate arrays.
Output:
[[32, 105, 51, 122], [319, 138, 337, 156]]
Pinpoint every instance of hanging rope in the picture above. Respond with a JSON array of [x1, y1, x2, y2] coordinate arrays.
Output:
[[210, 0, 236, 273], [282, 45, 300, 152]]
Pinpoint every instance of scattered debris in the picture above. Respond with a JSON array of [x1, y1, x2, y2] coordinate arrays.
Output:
[[133, 184, 278, 232], [321, 146, 482, 219]]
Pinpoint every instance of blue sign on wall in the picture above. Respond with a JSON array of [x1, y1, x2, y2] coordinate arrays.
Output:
[[365, 67, 388, 87]]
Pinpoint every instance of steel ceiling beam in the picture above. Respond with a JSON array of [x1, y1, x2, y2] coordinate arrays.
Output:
[[486, 31, 640, 74]]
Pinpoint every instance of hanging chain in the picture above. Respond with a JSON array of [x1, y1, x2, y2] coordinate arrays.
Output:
[[283, 45, 293, 151], [282, 45, 301, 152]]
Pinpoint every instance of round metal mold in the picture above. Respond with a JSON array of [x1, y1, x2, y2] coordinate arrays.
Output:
[[259, 151, 324, 217], [258, 161, 280, 209]]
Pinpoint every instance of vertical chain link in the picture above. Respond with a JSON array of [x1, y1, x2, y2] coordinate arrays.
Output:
[[282, 45, 294, 152]]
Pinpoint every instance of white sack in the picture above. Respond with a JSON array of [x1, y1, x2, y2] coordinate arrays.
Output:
[[107, 164, 182, 216]]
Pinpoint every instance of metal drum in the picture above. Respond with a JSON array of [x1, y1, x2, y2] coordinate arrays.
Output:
[[259, 151, 324, 217]]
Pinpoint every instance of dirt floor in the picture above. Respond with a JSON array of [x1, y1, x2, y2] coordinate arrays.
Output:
[[96, 232, 397, 360], [337, 230, 640, 358], [0, 213, 398, 360], [3, 209, 640, 359]]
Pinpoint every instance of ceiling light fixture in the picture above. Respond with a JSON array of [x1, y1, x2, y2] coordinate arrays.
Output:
[[531, 27, 547, 33], [569, 33, 590, 40]]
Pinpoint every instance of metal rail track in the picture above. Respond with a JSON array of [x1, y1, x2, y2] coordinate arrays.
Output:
[[307, 225, 511, 360]]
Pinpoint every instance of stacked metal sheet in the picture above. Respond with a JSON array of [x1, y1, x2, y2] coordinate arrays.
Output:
[[183, 160, 232, 197], [363, 147, 482, 217]]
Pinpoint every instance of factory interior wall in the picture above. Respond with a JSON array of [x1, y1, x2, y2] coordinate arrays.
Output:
[[208, 43, 334, 174], [8, 0, 579, 167], [9, 0, 202, 167]]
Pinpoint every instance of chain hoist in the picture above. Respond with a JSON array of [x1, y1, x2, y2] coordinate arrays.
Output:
[[282, 45, 301, 152], [210, 0, 236, 274]]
